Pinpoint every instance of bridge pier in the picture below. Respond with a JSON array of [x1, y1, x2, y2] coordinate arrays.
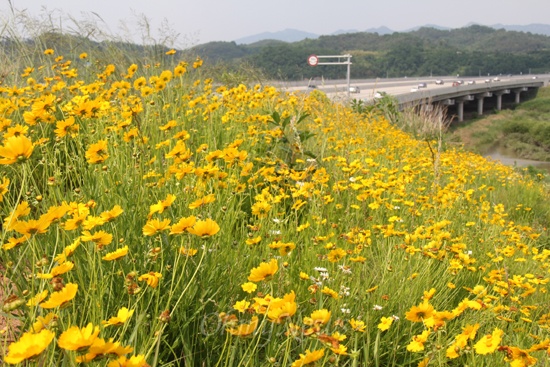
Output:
[[456, 95, 474, 122], [513, 87, 528, 104], [494, 89, 511, 110], [475, 92, 492, 116]]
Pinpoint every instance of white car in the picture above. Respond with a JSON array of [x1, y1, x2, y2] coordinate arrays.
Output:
[[349, 86, 360, 93]]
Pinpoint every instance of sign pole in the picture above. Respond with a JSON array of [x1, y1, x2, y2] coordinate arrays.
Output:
[[307, 54, 353, 97]]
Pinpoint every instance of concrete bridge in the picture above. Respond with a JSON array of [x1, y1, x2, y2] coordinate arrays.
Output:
[[395, 78, 549, 122]]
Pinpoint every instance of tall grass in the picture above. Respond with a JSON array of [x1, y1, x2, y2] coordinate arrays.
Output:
[[1, 17, 550, 367]]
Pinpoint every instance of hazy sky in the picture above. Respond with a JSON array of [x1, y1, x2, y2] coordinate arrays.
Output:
[[1, 0, 549, 46]]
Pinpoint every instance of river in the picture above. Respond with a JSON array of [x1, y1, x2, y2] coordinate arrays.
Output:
[[484, 146, 550, 172]]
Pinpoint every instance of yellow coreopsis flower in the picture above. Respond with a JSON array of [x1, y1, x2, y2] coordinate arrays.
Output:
[[30, 312, 57, 333], [138, 272, 162, 288], [0, 135, 34, 165], [169, 216, 197, 234], [27, 290, 49, 307], [81, 230, 113, 249], [248, 258, 278, 282], [142, 218, 171, 236], [107, 354, 149, 367], [241, 282, 257, 293], [306, 309, 331, 326], [85, 140, 109, 164], [76, 338, 134, 363], [349, 318, 366, 332], [37, 261, 74, 279], [378, 316, 394, 331], [474, 327, 503, 355], [40, 283, 78, 309], [233, 299, 251, 313], [102, 246, 129, 261], [4, 329, 55, 364], [226, 316, 258, 337], [58, 323, 100, 351], [186, 218, 220, 237], [103, 307, 135, 327], [405, 301, 435, 323], [291, 348, 325, 367], [407, 329, 431, 352]]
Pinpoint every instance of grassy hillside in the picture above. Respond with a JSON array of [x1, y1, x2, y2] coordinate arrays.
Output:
[[1, 44, 550, 367]]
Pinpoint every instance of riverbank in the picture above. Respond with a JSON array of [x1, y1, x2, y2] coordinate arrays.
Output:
[[448, 86, 550, 168]]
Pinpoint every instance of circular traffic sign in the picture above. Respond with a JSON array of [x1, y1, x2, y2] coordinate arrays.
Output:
[[307, 54, 318, 66]]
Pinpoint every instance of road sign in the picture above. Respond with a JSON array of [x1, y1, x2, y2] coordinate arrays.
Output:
[[307, 54, 319, 67]]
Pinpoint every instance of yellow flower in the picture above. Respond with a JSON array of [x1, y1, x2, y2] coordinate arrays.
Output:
[[85, 140, 109, 164], [55, 116, 79, 138], [102, 246, 129, 261], [474, 327, 503, 355], [306, 309, 331, 325], [57, 323, 100, 351], [170, 216, 196, 234], [233, 299, 251, 313], [40, 283, 78, 309], [377, 316, 393, 331], [186, 218, 220, 237], [241, 282, 257, 293], [405, 301, 435, 322], [103, 307, 134, 327], [327, 248, 346, 262], [30, 312, 57, 333], [248, 258, 278, 282], [81, 230, 113, 249], [179, 247, 198, 256], [148, 194, 176, 217], [0, 135, 34, 164], [245, 236, 262, 245], [27, 290, 49, 307], [4, 329, 55, 364], [37, 261, 74, 279], [291, 348, 325, 366], [321, 286, 339, 299], [349, 318, 366, 332], [407, 330, 431, 352], [107, 354, 149, 367], [165, 49, 176, 55], [188, 193, 215, 209], [142, 218, 171, 236], [12, 217, 51, 236], [76, 338, 134, 363], [226, 316, 258, 337], [138, 272, 162, 288]]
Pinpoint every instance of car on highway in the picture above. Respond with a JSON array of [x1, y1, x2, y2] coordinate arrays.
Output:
[[349, 86, 360, 93], [418, 82, 427, 88], [485, 79, 491, 83], [452, 81, 461, 87], [493, 77, 500, 82], [435, 79, 444, 85], [467, 80, 476, 85]]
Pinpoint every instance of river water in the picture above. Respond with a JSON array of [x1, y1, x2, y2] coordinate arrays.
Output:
[[484, 146, 550, 172]]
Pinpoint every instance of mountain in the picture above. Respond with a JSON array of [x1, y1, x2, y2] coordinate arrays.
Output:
[[491, 23, 550, 36], [235, 29, 319, 45], [364, 26, 394, 35], [332, 29, 360, 35], [404, 24, 451, 32], [232, 23, 550, 46]]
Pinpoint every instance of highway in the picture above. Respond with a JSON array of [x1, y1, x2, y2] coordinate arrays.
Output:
[[277, 75, 548, 101]]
